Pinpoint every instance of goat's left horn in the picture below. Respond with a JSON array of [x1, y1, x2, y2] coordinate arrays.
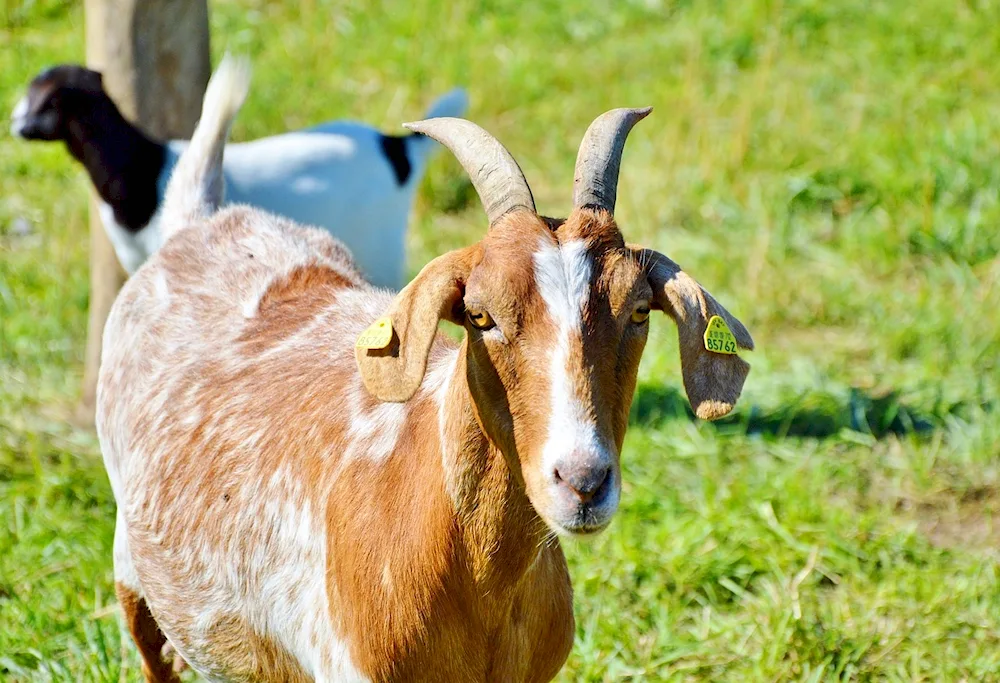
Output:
[[403, 117, 535, 227], [572, 107, 652, 214]]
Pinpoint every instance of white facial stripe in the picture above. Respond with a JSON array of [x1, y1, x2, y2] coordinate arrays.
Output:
[[10, 96, 29, 136], [533, 239, 603, 472], [534, 238, 590, 329]]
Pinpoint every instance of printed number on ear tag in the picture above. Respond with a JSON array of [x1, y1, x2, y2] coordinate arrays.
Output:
[[703, 315, 738, 355], [356, 316, 394, 350]]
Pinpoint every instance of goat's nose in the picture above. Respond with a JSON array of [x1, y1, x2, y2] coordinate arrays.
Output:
[[553, 460, 611, 503]]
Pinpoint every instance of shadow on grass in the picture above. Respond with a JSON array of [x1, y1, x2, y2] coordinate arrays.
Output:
[[630, 384, 983, 439]]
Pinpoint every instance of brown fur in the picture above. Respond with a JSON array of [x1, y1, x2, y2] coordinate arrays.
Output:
[[100, 207, 577, 681], [99, 173, 752, 679], [327, 375, 574, 681], [199, 614, 313, 682]]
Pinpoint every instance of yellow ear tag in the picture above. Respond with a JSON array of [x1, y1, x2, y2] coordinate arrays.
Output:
[[703, 315, 738, 355], [356, 316, 394, 350]]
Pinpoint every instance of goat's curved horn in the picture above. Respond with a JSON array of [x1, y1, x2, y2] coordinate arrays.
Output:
[[572, 107, 652, 214], [403, 117, 535, 226]]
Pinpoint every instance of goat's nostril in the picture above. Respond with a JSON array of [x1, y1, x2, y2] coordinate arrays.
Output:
[[554, 463, 611, 503]]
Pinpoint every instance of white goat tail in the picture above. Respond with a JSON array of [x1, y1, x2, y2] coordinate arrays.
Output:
[[160, 54, 251, 239]]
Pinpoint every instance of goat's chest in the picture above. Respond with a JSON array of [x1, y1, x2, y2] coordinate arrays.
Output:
[[331, 548, 576, 683]]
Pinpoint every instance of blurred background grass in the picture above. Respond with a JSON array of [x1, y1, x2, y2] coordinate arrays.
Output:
[[2, 0, 999, 680]]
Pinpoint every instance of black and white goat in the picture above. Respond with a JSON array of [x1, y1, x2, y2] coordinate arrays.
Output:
[[10, 64, 466, 286]]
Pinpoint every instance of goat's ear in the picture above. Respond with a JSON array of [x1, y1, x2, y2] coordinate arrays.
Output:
[[356, 246, 478, 402], [636, 248, 754, 420]]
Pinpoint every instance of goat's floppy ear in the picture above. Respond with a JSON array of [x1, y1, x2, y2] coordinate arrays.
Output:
[[637, 248, 754, 420], [356, 246, 478, 402]]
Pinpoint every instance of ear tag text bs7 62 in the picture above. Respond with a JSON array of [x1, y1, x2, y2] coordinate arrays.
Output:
[[703, 315, 738, 355], [356, 316, 394, 350]]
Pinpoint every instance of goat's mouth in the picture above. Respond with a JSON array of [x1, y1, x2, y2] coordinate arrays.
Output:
[[544, 514, 615, 538], [559, 518, 613, 537], [559, 502, 617, 537]]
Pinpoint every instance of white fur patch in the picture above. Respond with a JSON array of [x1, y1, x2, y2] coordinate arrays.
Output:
[[532, 239, 605, 473], [99, 201, 160, 274], [426, 349, 469, 505], [344, 378, 407, 462], [9, 96, 28, 136], [533, 239, 590, 331], [152, 270, 171, 306], [112, 513, 141, 590]]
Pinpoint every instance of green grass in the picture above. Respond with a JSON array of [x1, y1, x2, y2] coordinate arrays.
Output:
[[2, 0, 1000, 680]]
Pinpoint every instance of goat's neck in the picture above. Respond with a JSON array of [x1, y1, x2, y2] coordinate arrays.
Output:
[[435, 344, 553, 596], [64, 97, 166, 232]]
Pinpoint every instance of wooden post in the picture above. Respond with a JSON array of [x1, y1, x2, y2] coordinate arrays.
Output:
[[77, 0, 210, 423]]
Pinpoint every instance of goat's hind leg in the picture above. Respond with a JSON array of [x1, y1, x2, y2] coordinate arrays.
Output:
[[114, 517, 179, 683]]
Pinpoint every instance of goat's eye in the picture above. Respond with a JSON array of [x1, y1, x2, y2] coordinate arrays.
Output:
[[631, 301, 651, 325], [467, 309, 496, 331]]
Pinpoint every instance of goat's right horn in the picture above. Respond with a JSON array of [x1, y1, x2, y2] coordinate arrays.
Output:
[[573, 107, 652, 214], [403, 117, 535, 227]]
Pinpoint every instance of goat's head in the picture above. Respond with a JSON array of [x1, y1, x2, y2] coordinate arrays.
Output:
[[357, 110, 753, 536], [10, 65, 105, 140]]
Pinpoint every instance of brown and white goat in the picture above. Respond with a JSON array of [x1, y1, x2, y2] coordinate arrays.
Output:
[[98, 58, 754, 683]]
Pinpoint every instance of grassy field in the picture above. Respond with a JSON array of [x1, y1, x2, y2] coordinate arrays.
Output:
[[2, 0, 1000, 680]]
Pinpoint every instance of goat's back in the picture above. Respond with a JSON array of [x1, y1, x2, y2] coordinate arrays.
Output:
[[95, 206, 395, 680]]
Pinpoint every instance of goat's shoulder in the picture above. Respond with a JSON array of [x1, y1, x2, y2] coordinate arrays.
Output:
[[99, 205, 384, 488], [104, 206, 369, 372]]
